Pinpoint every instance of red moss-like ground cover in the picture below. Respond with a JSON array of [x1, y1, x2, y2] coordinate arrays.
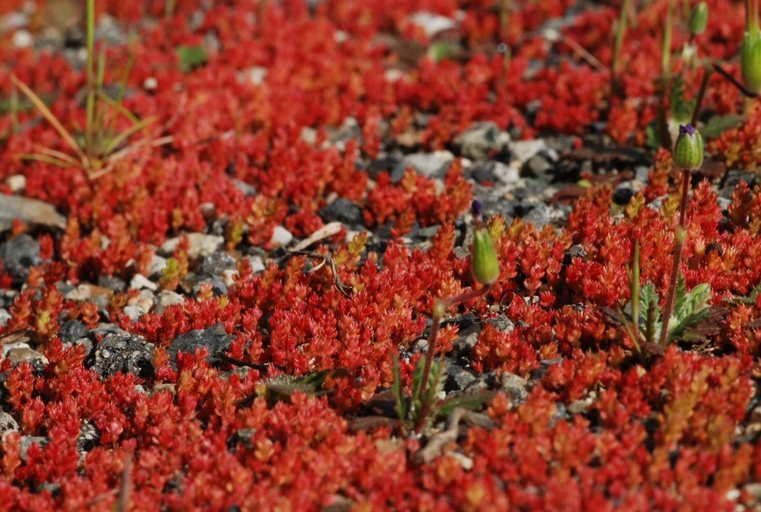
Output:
[[0, 0, 760, 510]]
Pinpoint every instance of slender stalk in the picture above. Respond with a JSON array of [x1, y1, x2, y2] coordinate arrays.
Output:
[[690, 67, 712, 126], [659, 169, 691, 345], [749, 0, 759, 33], [10, 81, 18, 135], [631, 238, 641, 344], [85, 0, 96, 167], [712, 62, 758, 98], [612, 0, 631, 81]]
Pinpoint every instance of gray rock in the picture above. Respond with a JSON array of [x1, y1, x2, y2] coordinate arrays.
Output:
[[88, 331, 154, 378], [0, 411, 19, 436], [319, 198, 364, 226], [446, 363, 477, 391], [167, 324, 234, 368], [60, 320, 89, 343], [367, 154, 402, 180], [522, 154, 553, 179], [635, 166, 650, 183], [0, 234, 41, 283], [198, 251, 237, 277], [126, 289, 154, 315], [161, 233, 224, 259], [155, 290, 185, 314], [510, 139, 548, 164], [406, 11, 457, 38], [453, 320, 483, 357], [98, 275, 126, 292], [270, 226, 293, 247], [397, 151, 454, 180], [472, 161, 519, 185], [530, 357, 564, 381], [328, 117, 362, 149], [192, 277, 228, 297], [500, 372, 529, 404], [147, 254, 168, 277], [521, 203, 568, 229], [130, 273, 158, 291], [0, 194, 66, 232], [4, 345, 48, 370], [232, 178, 257, 197], [19, 436, 48, 461], [77, 421, 99, 453], [67, 337, 94, 357], [244, 256, 266, 274], [0, 308, 10, 328], [719, 170, 756, 199], [488, 315, 515, 332], [123, 306, 146, 322], [453, 122, 508, 161]]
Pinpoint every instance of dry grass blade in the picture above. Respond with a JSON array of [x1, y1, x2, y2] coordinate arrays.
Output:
[[10, 75, 88, 168], [102, 115, 158, 155]]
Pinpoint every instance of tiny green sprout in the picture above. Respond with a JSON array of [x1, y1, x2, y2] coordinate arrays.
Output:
[[471, 200, 500, 286], [673, 124, 704, 170], [687, 2, 708, 36]]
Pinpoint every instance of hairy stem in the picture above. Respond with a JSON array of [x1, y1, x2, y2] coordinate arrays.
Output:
[[690, 67, 712, 126], [659, 169, 691, 345]]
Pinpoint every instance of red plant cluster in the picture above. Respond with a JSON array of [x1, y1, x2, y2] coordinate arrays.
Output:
[[0, 0, 760, 510]]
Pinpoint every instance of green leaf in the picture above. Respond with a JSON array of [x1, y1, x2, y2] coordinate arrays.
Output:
[[177, 45, 208, 72], [426, 41, 461, 63], [436, 391, 494, 418], [645, 123, 660, 150], [700, 115, 744, 139], [391, 356, 406, 421], [668, 280, 712, 341]]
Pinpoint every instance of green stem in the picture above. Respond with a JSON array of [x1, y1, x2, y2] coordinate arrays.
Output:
[[10, 82, 18, 135], [659, 169, 691, 345], [749, 0, 759, 33], [612, 0, 630, 78], [631, 238, 641, 346], [690, 67, 712, 126], [85, 0, 96, 168]]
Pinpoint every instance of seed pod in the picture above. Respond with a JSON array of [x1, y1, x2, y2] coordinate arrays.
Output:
[[673, 124, 704, 170], [742, 29, 761, 94], [688, 2, 708, 35], [472, 226, 500, 285]]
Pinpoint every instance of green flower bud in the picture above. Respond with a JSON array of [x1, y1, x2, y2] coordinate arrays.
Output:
[[673, 124, 704, 170], [742, 29, 761, 94], [687, 2, 708, 35], [472, 227, 500, 286]]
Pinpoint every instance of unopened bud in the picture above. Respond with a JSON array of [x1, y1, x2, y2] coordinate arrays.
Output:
[[687, 2, 708, 35], [472, 226, 500, 285], [673, 124, 704, 170]]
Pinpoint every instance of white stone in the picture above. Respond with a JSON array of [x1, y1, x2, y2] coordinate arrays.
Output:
[[407, 11, 456, 38], [130, 273, 158, 291], [11, 30, 32, 49], [6, 175, 26, 193], [161, 233, 224, 259], [270, 226, 293, 247]]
